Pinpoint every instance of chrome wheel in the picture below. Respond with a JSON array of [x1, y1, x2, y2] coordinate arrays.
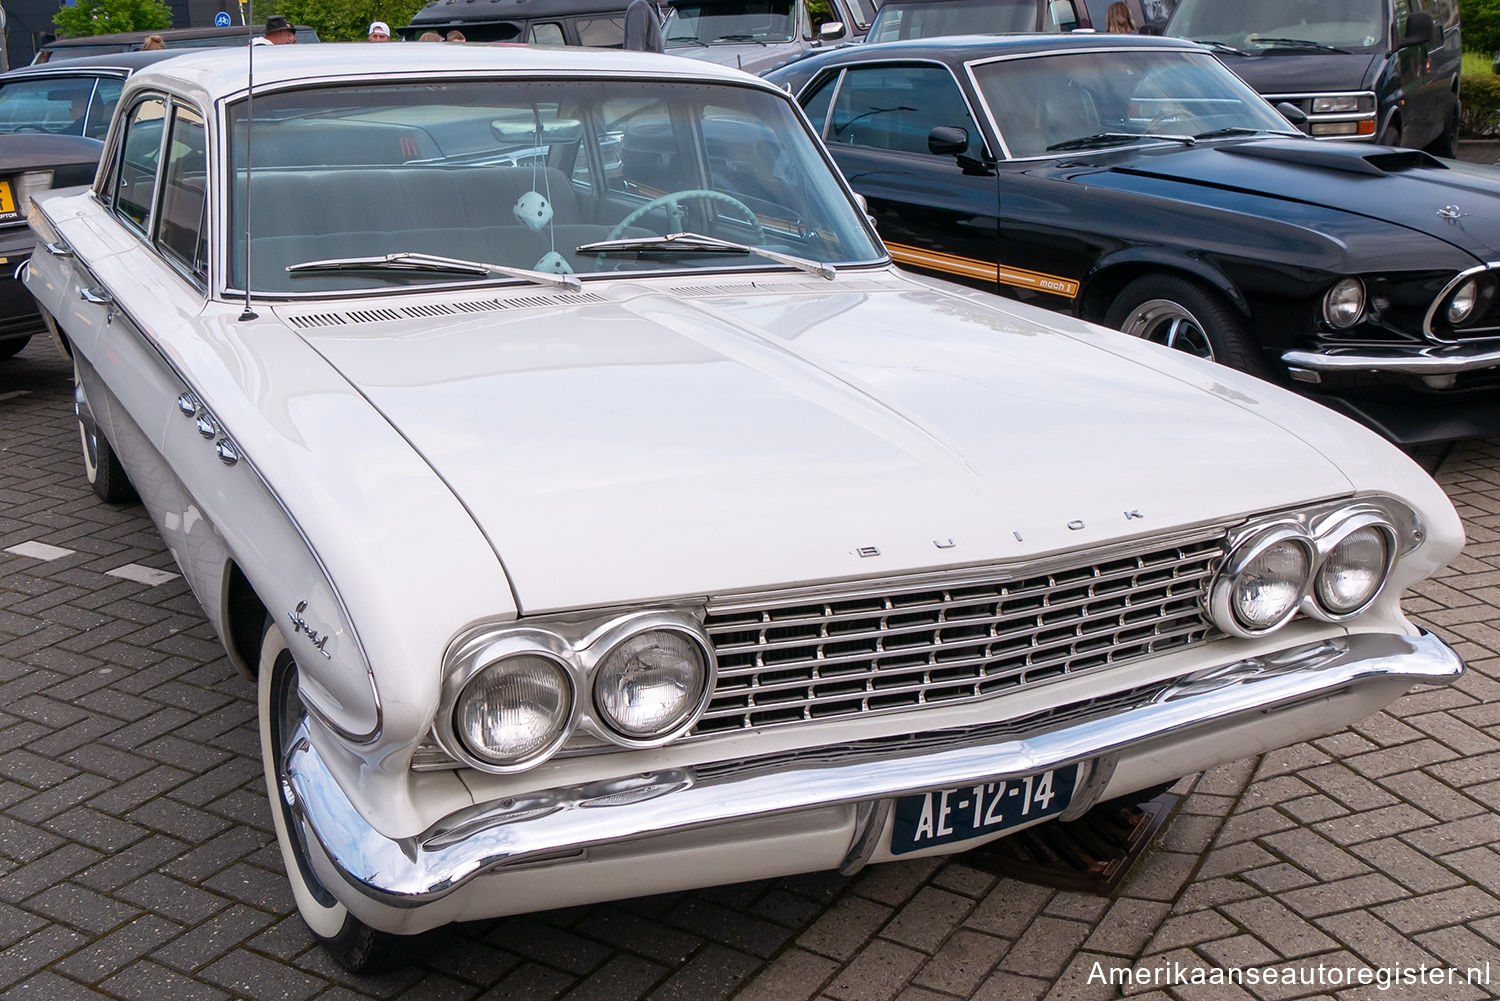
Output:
[[1115, 298, 1216, 361]]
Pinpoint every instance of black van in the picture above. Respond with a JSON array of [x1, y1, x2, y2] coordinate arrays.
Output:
[[1164, 0, 1460, 155]]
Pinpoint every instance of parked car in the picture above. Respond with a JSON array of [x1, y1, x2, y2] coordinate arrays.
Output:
[[767, 32, 1500, 444], [865, 0, 1092, 41], [33, 24, 321, 63], [403, 0, 866, 62], [26, 43, 1464, 972], [665, 0, 870, 74], [1163, 0, 1461, 154], [0, 50, 179, 358]]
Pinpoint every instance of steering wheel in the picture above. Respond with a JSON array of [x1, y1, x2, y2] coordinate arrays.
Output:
[[607, 188, 765, 244]]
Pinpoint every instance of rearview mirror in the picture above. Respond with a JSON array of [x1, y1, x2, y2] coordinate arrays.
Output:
[[1274, 101, 1308, 126], [818, 21, 846, 42]]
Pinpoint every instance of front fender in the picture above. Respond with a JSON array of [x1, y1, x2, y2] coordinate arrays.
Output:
[[1083, 247, 1249, 320]]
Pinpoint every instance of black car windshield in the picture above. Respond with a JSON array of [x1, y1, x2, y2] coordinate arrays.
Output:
[[228, 79, 881, 294], [0, 75, 122, 140], [665, 0, 797, 45], [1165, 0, 1387, 53], [867, 0, 1061, 42], [970, 48, 1299, 158]]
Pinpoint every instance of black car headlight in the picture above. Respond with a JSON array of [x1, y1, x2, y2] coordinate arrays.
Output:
[[1322, 278, 1365, 329]]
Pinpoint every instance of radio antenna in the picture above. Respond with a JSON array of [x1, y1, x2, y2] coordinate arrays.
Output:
[[238, 0, 258, 321]]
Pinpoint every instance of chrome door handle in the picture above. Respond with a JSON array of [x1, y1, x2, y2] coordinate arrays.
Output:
[[79, 286, 113, 305], [44, 241, 73, 258]]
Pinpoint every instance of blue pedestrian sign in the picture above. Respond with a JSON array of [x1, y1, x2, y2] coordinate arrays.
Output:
[[214, 11, 231, 26]]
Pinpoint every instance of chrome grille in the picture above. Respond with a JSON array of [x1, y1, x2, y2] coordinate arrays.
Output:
[[694, 533, 1227, 736]]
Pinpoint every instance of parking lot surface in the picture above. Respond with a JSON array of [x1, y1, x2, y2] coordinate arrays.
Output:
[[3, 334, 1500, 1001]]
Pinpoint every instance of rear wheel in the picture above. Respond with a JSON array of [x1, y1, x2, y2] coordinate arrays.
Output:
[[1376, 118, 1401, 147], [1104, 273, 1270, 379], [258, 622, 396, 973], [74, 362, 136, 504], [1426, 99, 1459, 158]]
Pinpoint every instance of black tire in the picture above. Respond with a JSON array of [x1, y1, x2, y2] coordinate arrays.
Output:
[[1376, 118, 1400, 148], [1426, 99, 1459, 158], [74, 362, 137, 504], [1104, 273, 1272, 380], [258, 623, 398, 973], [0, 335, 31, 360]]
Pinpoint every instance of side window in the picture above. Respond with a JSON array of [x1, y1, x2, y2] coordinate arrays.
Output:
[[1393, 0, 1410, 36], [1045, 0, 1080, 31], [156, 105, 208, 283], [800, 72, 839, 137], [575, 15, 626, 46], [531, 22, 566, 44], [112, 96, 167, 233], [828, 65, 982, 157], [84, 78, 123, 141]]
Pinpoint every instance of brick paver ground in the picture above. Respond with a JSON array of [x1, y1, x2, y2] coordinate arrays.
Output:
[[3, 334, 1499, 1001]]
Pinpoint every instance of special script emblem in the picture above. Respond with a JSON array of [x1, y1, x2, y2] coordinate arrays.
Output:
[[288, 600, 333, 658]]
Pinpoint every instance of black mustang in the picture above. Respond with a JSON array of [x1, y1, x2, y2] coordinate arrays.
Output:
[[765, 33, 1500, 444]]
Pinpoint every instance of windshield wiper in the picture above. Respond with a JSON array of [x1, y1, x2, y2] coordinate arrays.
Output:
[[284, 251, 582, 291], [576, 232, 836, 280], [1193, 126, 1276, 139], [1045, 132, 1195, 152], [1250, 36, 1350, 53], [713, 33, 767, 44], [1191, 38, 1252, 56]]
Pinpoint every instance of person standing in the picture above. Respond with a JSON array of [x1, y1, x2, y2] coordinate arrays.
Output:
[[368, 20, 391, 41], [1105, 1, 1137, 33], [623, 0, 664, 52], [262, 14, 297, 43], [141, 34, 166, 50]]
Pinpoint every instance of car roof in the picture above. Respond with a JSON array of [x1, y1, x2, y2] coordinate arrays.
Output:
[[41, 24, 313, 49], [775, 30, 1202, 71], [123, 41, 778, 106], [407, 0, 638, 28], [1, 49, 184, 80]]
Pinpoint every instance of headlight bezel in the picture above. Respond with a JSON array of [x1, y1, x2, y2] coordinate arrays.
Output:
[[435, 610, 715, 773], [1321, 277, 1366, 330], [1207, 503, 1405, 638]]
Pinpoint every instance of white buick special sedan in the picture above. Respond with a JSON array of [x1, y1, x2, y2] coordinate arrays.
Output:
[[25, 44, 1466, 971]]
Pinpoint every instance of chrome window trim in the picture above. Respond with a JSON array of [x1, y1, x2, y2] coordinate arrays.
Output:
[[1424, 261, 1500, 341], [107, 92, 171, 240], [813, 57, 996, 162]]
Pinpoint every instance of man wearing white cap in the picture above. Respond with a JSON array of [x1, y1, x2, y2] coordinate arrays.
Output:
[[368, 20, 391, 41]]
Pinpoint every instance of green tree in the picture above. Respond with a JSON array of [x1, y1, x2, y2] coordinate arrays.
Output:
[[276, 0, 427, 40], [53, 0, 172, 37], [1461, 0, 1500, 54]]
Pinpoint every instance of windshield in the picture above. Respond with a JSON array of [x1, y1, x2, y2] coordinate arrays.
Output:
[[0, 75, 122, 139], [665, 0, 797, 45], [228, 79, 881, 294], [1165, 0, 1387, 53], [970, 48, 1299, 158], [868, 0, 1063, 41]]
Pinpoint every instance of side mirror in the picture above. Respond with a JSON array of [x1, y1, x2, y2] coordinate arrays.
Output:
[[818, 20, 846, 42], [928, 125, 969, 157], [1274, 101, 1308, 126], [1396, 10, 1434, 49]]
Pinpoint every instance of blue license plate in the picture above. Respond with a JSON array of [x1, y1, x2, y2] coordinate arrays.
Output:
[[889, 764, 1079, 855]]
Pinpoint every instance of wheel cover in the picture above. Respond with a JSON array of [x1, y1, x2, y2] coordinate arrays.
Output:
[[267, 651, 341, 913], [1118, 298, 1216, 361]]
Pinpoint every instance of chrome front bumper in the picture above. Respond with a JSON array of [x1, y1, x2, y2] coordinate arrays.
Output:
[[1282, 343, 1500, 376], [283, 629, 1462, 928]]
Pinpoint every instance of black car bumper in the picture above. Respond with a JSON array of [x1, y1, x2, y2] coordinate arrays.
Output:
[[0, 225, 43, 345]]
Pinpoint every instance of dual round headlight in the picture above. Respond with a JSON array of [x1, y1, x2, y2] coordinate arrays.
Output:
[[446, 620, 712, 771], [1322, 278, 1365, 329], [1211, 513, 1395, 638]]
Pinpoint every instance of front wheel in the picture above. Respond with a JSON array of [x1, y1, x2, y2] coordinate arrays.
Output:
[[0, 334, 30, 360], [1104, 274, 1270, 379], [1426, 100, 1459, 158], [258, 622, 396, 973]]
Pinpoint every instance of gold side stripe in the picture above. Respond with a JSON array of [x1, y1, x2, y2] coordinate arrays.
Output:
[[885, 242, 1079, 298]]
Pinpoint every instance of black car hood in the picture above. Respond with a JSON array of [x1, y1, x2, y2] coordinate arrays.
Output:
[[1088, 139, 1500, 261], [1208, 52, 1380, 94], [0, 134, 102, 173]]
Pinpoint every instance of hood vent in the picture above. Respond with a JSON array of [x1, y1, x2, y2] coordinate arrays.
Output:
[[1218, 140, 1443, 176], [283, 290, 605, 330]]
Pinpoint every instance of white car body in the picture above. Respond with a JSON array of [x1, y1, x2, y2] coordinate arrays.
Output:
[[25, 43, 1463, 966]]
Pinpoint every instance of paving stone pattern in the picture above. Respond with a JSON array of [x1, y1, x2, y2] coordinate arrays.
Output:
[[3, 335, 1500, 1001]]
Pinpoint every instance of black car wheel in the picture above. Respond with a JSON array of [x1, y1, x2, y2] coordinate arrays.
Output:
[[74, 362, 137, 504], [1105, 274, 1270, 379], [0, 335, 31, 360], [1426, 100, 1459, 158], [1377, 119, 1401, 147], [258, 621, 397, 973]]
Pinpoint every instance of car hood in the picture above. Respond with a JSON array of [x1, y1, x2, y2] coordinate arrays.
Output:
[[667, 41, 797, 74], [1203, 51, 1380, 94], [1082, 139, 1500, 261], [285, 273, 1355, 612], [0, 134, 102, 173]]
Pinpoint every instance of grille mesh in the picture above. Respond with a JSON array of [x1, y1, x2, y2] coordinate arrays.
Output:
[[693, 534, 1226, 736]]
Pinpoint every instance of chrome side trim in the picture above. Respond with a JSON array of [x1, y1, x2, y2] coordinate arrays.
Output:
[[1422, 262, 1500, 341], [839, 799, 893, 875], [284, 629, 1463, 909]]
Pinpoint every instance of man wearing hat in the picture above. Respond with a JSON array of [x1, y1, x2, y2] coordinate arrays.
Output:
[[368, 20, 391, 41], [262, 15, 297, 43]]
